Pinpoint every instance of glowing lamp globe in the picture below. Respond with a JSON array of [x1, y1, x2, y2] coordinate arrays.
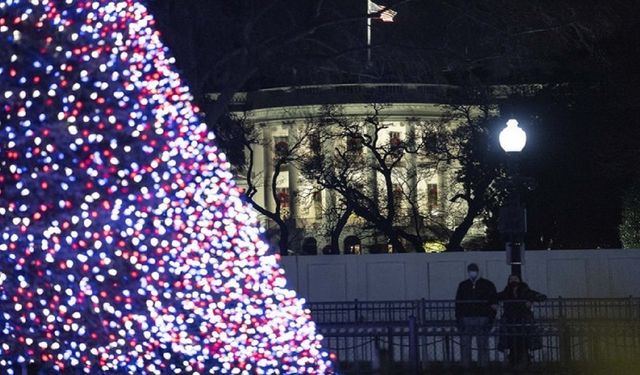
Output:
[[499, 119, 527, 153]]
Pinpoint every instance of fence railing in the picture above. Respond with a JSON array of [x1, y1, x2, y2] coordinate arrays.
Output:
[[308, 298, 640, 374]]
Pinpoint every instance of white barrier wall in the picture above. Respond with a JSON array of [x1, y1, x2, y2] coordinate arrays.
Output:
[[280, 250, 640, 302]]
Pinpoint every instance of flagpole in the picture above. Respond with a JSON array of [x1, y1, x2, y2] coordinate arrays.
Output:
[[367, 1, 396, 66], [366, 0, 372, 66]]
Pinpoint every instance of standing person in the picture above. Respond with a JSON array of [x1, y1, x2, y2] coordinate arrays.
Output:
[[497, 274, 547, 368], [455, 263, 498, 369]]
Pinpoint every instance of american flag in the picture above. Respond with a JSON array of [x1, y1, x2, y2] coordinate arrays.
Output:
[[368, 1, 397, 22]]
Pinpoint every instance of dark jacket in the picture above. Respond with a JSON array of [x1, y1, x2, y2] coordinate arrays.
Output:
[[496, 282, 547, 352], [497, 282, 546, 322], [455, 277, 498, 321]]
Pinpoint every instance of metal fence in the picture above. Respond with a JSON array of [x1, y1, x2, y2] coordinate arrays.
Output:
[[308, 298, 640, 374]]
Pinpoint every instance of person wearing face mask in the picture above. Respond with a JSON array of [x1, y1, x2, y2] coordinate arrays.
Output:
[[454, 263, 498, 369], [497, 274, 547, 369]]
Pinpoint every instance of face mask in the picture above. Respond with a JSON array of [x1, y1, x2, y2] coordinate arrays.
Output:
[[468, 271, 478, 280]]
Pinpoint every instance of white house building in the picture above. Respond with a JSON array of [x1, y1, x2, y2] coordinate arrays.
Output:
[[209, 83, 490, 254]]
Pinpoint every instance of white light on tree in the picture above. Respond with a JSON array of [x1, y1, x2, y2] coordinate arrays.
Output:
[[0, 0, 333, 372], [499, 119, 527, 153]]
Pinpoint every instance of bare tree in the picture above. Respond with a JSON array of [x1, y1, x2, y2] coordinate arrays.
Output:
[[312, 195, 354, 255], [213, 113, 319, 255], [297, 100, 509, 252], [428, 103, 506, 250], [300, 104, 447, 252]]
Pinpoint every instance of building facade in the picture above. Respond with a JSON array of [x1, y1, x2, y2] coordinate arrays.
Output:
[[212, 84, 487, 254]]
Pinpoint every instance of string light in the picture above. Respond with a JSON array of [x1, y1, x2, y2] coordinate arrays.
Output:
[[0, 0, 332, 373]]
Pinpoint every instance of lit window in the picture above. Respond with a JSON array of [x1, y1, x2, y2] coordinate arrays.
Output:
[[277, 188, 290, 218], [389, 131, 403, 156], [389, 131, 402, 147], [351, 244, 361, 255]]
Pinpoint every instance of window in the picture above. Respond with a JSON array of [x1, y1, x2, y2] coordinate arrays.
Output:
[[389, 131, 404, 156], [274, 137, 289, 160], [427, 183, 438, 213], [309, 132, 321, 155], [389, 131, 402, 147], [351, 244, 362, 255], [423, 132, 439, 154], [277, 187, 290, 218], [346, 136, 363, 154], [344, 236, 361, 255]]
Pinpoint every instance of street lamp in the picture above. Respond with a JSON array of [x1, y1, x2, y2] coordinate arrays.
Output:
[[499, 119, 527, 278], [499, 119, 527, 153]]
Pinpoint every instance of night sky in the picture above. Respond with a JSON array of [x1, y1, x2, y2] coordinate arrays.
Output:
[[148, 0, 640, 250]]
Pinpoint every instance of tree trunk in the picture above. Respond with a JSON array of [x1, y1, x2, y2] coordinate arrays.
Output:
[[400, 232, 424, 252], [331, 206, 353, 254], [447, 200, 482, 251], [278, 220, 290, 256], [388, 228, 406, 253]]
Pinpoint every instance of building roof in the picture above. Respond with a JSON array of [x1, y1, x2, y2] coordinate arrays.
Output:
[[207, 83, 543, 111]]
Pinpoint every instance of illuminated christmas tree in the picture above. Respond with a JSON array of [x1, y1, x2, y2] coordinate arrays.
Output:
[[0, 0, 331, 373]]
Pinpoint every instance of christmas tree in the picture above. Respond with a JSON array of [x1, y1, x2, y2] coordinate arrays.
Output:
[[0, 0, 332, 373]]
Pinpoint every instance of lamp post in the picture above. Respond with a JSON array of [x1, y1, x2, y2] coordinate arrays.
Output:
[[499, 119, 527, 278]]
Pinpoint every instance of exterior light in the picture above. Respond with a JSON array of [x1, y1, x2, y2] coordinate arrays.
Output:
[[498, 118, 527, 278], [499, 119, 527, 153]]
